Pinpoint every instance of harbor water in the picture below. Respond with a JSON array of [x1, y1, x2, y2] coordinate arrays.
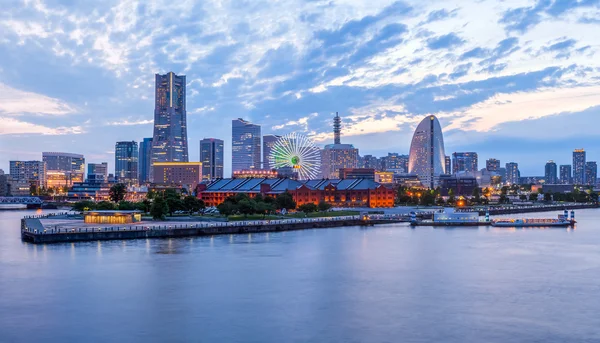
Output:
[[1, 209, 600, 342]]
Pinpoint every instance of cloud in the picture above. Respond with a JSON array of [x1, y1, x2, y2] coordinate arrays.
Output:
[[426, 33, 465, 50], [0, 83, 75, 116], [0, 117, 84, 135], [106, 119, 153, 126]]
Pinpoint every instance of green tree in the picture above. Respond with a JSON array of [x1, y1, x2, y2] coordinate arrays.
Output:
[[237, 198, 257, 217], [298, 203, 318, 213], [117, 201, 137, 210], [183, 195, 205, 214], [472, 187, 481, 204], [275, 191, 296, 210], [72, 200, 96, 212], [166, 197, 184, 216], [590, 192, 599, 203], [255, 201, 274, 218], [529, 193, 538, 201], [447, 188, 456, 205], [109, 183, 127, 203], [520, 194, 527, 201], [96, 201, 116, 210], [138, 199, 152, 213], [217, 201, 237, 216], [150, 196, 169, 220], [544, 193, 552, 202], [317, 200, 332, 212]]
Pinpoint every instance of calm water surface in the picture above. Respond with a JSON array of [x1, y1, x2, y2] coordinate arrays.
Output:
[[1, 209, 600, 342]]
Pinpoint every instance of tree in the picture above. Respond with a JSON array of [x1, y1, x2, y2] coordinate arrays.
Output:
[[255, 201, 274, 218], [183, 195, 205, 214], [72, 200, 96, 212], [298, 203, 318, 213], [166, 197, 184, 216], [317, 200, 332, 212], [96, 201, 116, 210], [237, 198, 257, 217], [138, 199, 152, 213], [590, 192, 599, 203], [520, 194, 527, 201], [217, 201, 237, 216], [472, 187, 481, 204], [109, 183, 127, 203], [151, 196, 169, 220], [117, 201, 137, 210], [529, 193, 538, 201], [447, 188, 456, 205], [275, 191, 296, 210], [544, 192, 552, 202]]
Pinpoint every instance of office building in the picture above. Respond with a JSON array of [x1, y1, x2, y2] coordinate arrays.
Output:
[[505, 162, 520, 185], [573, 149, 586, 185], [486, 158, 500, 172], [321, 113, 359, 179], [262, 134, 281, 170], [544, 161, 558, 184], [87, 162, 108, 183], [151, 72, 189, 164], [452, 152, 478, 174], [138, 138, 153, 184], [152, 162, 202, 191], [339, 168, 375, 180], [9, 161, 46, 187], [408, 115, 446, 188], [200, 138, 224, 180], [42, 152, 85, 188], [375, 171, 394, 184], [585, 161, 597, 186], [115, 141, 139, 186], [361, 155, 381, 170], [559, 165, 572, 184], [232, 118, 261, 173], [445, 156, 451, 175]]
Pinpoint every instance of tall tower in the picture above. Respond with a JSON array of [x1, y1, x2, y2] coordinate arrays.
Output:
[[138, 138, 153, 184], [573, 149, 586, 185], [200, 138, 224, 180], [115, 141, 139, 186], [151, 72, 188, 164], [408, 115, 446, 189], [333, 112, 341, 144], [232, 118, 261, 173]]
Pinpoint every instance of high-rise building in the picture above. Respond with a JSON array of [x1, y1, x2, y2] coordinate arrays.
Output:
[[585, 161, 597, 186], [408, 115, 446, 189], [151, 72, 188, 164], [200, 138, 224, 180], [452, 152, 478, 174], [9, 161, 46, 187], [87, 162, 108, 183], [42, 152, 85, 188], [559, 165, 572, 184], [573, 149, 586, 185], [544, 160, 558, 184], [445, 156, 451, 175], [505, 162, 520, 185], [361, 155, 381, 170], [115, 141, 139, 186], [262, 134, 281, 169], [138, 138, 153, 184], [383, 153, 409, 173], [232, 118, 262, 173], [321, 113, 359, 179], [152, 162, 202, 191], [486, 158, 500, 172]]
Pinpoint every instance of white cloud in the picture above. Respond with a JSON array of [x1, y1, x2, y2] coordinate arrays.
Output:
[[0, 83, 75, 116], [0, 117, 83, 135], [106, 119, 153, 126]]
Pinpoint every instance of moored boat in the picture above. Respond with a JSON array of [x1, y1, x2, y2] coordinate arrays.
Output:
[[491, 211, 577, 227]]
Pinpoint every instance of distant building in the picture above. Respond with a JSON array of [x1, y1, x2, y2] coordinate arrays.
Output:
[[9, 161, 46, 187], [486, 158, 500, 172], [559, 165, 572, 184], [383, 153, 408, 173], [262, 134, 281, 170], [585, 161, 597, 186], [544, 161, 558, 184], [138, 138, 153, 184], [374, 171, 394, 184], [42, 152, 85, 188], [232, 118, 261, 173], [519, 176, 544, 185], [339, 168, 375, 180], [438, 175, 478, 196], [87, 162, 108, 182], [200, 138, 224, 180], [0, 175, 8, 196], [115, 141, 139, 186], [233, 169, 278, 179], [452, 152, 478, 174], [573, 149, 586, 185], [361, 155, 382, 171], [408, 115, 446, 188], [152, 162, 202, 191], [67, 180, 115, 201], [542, 184, 575, 194], [445, 156, 451, 175], [321, 113, 359, 179], [505, 162, 520, 185], [151, 72, 189, 164]]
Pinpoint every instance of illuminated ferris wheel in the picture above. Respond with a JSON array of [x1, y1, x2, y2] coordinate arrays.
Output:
[[269, 133, 321, 180]]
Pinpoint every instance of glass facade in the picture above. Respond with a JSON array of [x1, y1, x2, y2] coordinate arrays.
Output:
[[115, 141, 139, 186], [559, 165, 572, 184], [452, 152, 478, 174], [232, 118, 261, 173], [505, 162, 520, 185], [408, 115, 446, 188], [42, 152, 85, 187], [151, 72, 188, 164], [262, 134, 281, 169], [544, 161, 558, 184], [200, 138, 224, 180], [585, 161, 597, 186], [573, 149, 586, 185], [138, 138, 153, 184]]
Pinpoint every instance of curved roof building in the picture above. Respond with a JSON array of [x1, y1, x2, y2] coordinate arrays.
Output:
[[408, 115, 446, 188]]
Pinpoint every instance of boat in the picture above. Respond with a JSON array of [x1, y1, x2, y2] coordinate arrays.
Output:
[[491, 212, 576, 228], [0, 204, 27, 210]]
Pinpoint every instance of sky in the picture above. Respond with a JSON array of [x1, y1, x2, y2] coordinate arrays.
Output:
[[0, 0, 599, 177]]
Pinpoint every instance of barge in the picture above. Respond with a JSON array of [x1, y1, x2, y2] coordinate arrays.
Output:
[[491, 210, 577, 228]]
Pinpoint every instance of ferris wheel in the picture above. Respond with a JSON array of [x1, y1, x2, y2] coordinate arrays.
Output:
[[269, 133, 321, 180]]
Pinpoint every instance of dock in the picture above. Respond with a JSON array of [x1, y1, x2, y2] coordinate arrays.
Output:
[[21, 215, 405, 244]]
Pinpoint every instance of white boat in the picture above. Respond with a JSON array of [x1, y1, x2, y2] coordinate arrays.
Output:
[[491, 218, 575, 227]]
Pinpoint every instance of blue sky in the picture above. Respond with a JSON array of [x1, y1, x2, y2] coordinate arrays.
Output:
[[0, 0, 599, 176]]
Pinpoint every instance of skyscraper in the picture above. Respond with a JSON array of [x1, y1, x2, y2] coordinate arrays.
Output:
[[573, 149, 586, 185], [262, 134, 281, 169], [585, 161, 597, 186], [9, 161, 46, 187], [505, 162, 520, 185], [138, 138, 153, 184], [559, 165, 572, 184], [452, 152, 478, 174], [544, 160, 558, 184], [486, 158, 500, 172], [408, 115, 446, 189], [115, 141, 139, 186], [200, 138, 224, 180], [151, 72, 188, 164], [87, 162, 108, 183], [321, 113, 358, 179], [42, 152, 85, 188], [232, 118, 262, 173], [445, 156, 451, 175]]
